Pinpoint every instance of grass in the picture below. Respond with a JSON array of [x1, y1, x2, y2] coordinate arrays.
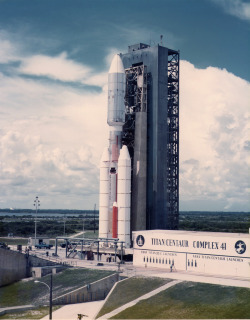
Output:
[[0, 268, 114, 308], [0, 237, 28, 246], [97, 276, 171, 318], [111, 281, 250, 319], [0, 306, 61, 319], [83, 230, 99, 239]]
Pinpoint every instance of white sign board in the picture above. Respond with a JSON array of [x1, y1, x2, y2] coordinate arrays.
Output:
[[132, 230, 250, 278]]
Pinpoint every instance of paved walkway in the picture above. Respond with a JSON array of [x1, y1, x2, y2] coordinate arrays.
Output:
[[40, 271, 249, 320], [149, 270, 250, 288], [40, 280, 182, 320], [8, 247, 249, 319], [99, 279, 182, 319], [68, 231, 85, 239], [35, 266, 250, 320], [41, 301, 104, 320]]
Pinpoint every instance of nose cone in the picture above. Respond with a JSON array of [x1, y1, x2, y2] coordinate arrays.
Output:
[[109, 54, 125, 74], [119, 145, 131, 161], [100, 148, 110, 163]]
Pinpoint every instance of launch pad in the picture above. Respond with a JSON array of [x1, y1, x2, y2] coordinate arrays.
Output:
[[54, 237, 133, 263], [52, 229, 250, 279]]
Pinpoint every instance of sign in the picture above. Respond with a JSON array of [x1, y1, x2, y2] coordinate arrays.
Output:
[[133, 230, 250, 278]]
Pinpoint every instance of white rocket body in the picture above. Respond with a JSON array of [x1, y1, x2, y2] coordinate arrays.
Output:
[[99, 148, 110, 238], [117, 145, 131, 247], [99, 55, 131, 247]]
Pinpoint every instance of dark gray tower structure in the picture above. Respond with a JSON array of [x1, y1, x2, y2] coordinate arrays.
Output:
[[121, 43, 179, 231]]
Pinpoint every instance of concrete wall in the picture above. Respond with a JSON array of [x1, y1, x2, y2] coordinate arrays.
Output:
[[31, 266, 66, 278], [0, 305, 35, 317], [53, 273, 119, 305], [0, 249, 66, 287], [27, 255, 59, 268], [0, 248, 28, 287]]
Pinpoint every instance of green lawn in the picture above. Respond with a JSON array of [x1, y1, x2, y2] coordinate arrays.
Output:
[[70, 230, 99, 239], [97, 276, 171, 318], [84, 230, 99, 239], [0, 237, 29, 246], [111, 281, 250, 319], [0, 268, 114, 308]]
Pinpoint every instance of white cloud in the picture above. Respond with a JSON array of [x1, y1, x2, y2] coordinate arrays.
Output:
[[0, 56, 109, 209], [0, 30, 107, 87], [0, 39, 14, 63], [18, 52, 106, 85], [21, 52, 109, 88], [88, 72, 108, 87], [0, 33, 249, 210], [211, 0, 250, 21], [180, 61, 250, 211], [0, 31, 19, 63]]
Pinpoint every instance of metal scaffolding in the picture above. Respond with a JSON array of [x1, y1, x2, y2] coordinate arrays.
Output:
[[167, 51, 179, 229], [122, 64, 148, 159], [121, 46, 179, 231]]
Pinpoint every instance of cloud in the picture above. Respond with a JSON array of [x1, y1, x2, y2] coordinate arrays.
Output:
[[19, 52, 90, 82], [18, 52, 109, 87], [0, 84, 108, 209], [0, 32, 249, 210], [0, 44, 109, 208], [0, 31, 19, 63], [180, 61, 250, 211], [0, 30, 107, 88], [211, 0, 250, 22]]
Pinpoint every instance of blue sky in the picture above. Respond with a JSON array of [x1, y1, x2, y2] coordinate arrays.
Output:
[[0, 0, 249, 211], [1, 0, 249, 79]]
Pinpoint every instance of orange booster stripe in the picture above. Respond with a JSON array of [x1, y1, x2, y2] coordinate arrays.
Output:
[[112, 206, 118, 238]]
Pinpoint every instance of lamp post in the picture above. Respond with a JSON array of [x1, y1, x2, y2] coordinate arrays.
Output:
[[93, 203, 96, 234], [33, 196, 40, 245], [34, 273, 52, 320], [82, 214, 84, 239], [63, 214, 66, 237]]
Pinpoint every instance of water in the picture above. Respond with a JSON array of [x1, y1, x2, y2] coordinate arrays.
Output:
[[0, 211, 97, 218]]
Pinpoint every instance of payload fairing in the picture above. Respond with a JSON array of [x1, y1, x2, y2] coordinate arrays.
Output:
[[99, 55, 131, 247]]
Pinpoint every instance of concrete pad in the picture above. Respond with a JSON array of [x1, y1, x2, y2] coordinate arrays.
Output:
[[41, 301, 103, 320], [149, 271, 250, 288], [133, 267, 250, 288]]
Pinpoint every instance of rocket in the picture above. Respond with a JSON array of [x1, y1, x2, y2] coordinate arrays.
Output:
[[99, 55, 131, 247]]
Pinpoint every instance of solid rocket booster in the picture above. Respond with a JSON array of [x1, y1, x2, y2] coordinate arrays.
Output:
[[117, 145, 131, 247], [99, 148, 110, 238], [99, 54, 131, 246]]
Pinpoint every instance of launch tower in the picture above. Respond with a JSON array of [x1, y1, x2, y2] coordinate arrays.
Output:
[[99, 43, 179, 248], [121, 43, 179, 231]]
